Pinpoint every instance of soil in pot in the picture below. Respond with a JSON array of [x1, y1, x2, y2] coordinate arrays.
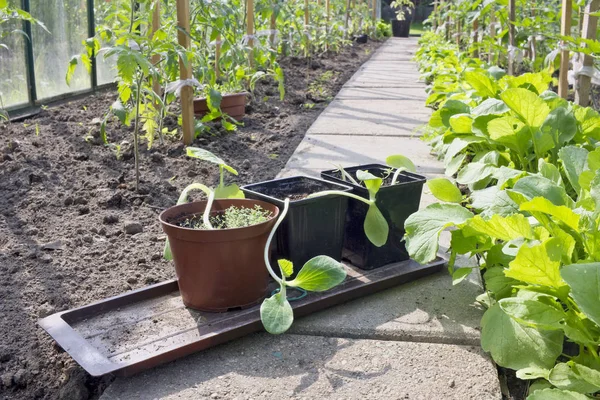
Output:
[[160, 199, 279, 312], [241, 176, 352, 274], [321, 164, 426, 270]]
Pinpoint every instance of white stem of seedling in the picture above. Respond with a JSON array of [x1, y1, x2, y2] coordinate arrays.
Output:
[[264, 198, 290, 285], [391, 167, 406, 186], [202, 190, 216, 230], [307, 190, 373, 206]]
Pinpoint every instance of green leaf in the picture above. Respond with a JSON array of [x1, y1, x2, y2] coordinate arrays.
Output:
[[356, 170, 383, 200], [484, 266, 517, 299], [464, 214, 533, 241], [471, 98, 510, 117], [464, 71, 498, 98], [520, 197, 580, 231], [500, 88, 550, 127], [527, 389, 589, 400], [449, 114, 473, 133], [548, 362, 600, 393], [404, 203, 474, 264], [260, 292, 294, 334], [385, 154, 416, 172], [470, 187, 519, 218], [540, 107, 578, 146], [278, 259, 294, 278], [487, 116, 529, 153], [452, 268, 472, 285], [481, 304, 563, 370], [364, 205, 389, 247], [287, 255, 346, 291], [559, 146, 589, 194], [427, 178, 462, 203], [111, 100, 128, 125], [561, 263, 600, 326], [0, 0, 7, 8], [440, 100, 470, 127], [499, 297, 566, 330], [513, 176, 572, 207], [213, 183, 244, 199], [456, 162, 497, 185], [66, 56, 78, 85], [516, 367, 550, 380], [505, 238, 566, 288], [186, 147, 238, 175], [538, 159, 563, 186]]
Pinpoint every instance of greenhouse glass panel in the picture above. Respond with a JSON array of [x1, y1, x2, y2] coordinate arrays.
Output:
[[30, 0, 91, 100], [95, 0, 117, 86], [0, 1, 29, 108]]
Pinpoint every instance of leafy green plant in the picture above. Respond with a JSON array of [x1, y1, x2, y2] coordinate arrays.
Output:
[[178, 204, 273, 229], [163, 147, 244, 259], [260, 198, 347, 334]]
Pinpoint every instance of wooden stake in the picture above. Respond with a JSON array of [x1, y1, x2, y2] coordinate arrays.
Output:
[[247, 0, 255, 65], [372, 0, 377, 27], [489, 7, 496, 64], [304, 0, 310, 57], [176, 0, 194, 145], [575, 0, 600, 106], [345, 0, 351, 38], [215, 34, 221, 80], [151, 0, 161, 98], [472, 18, 479, 58], [508, 0, 516, 75], [559, 0, 572, 98], [325, 0, 331, 51], [269, 7, 277, 48], [432, 0, 438, 30]]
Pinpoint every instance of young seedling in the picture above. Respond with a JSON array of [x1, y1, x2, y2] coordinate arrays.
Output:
[[312, 154, 417, 247], [260, 198, 347, 334], [163, 147, 244, 259]]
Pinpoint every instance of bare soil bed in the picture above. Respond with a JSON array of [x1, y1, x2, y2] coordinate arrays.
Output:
[[0, 39, 381, 400]]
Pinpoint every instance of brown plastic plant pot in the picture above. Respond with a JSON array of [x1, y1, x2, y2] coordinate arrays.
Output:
[[193, 92, 248, 121], [159, 198, 279, 312]]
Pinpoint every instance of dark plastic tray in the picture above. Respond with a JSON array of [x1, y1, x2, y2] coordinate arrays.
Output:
[[38, 257, 444, 377], [321, 164, 426, 270], [241, 176, 352, 273]]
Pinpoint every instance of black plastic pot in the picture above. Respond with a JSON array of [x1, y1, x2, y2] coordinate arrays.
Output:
[[391, 10, 412, 38], [321, 164, 426, 270], [241, 176, 352, 274]]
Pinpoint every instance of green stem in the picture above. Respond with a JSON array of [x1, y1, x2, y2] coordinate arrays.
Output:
[[202, 190, 216, 230], [307, 190, 373, 205], [264, 198, 290, 285], [133, 75, 143, 192], [391, 167, 406, 186]]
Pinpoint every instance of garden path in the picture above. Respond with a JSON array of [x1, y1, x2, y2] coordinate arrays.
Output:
[[101, 37, 502, 400]]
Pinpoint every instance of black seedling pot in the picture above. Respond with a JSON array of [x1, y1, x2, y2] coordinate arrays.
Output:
[[321, 164, 426, 270], [241, 176, 352, 274]]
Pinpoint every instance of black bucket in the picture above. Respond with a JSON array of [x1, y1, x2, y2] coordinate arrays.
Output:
[[241, 176, 352, 274], [321, 164, 426, 270]]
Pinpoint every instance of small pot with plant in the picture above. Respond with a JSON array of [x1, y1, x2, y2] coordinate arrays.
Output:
[[193, 87, 248, 122], [390, 0, 414, 38], [320, 155, 426, 269], [160, 148, 279, 312], [241, 176, 353, 276]]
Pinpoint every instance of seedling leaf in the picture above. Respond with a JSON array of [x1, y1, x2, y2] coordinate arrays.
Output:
[[278, 259, 294, 278], [260, 292, 293, 334], [287, 256, 346, 291]]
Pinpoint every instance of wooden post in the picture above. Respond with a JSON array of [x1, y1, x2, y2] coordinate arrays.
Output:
[[269, 7, 277, 48], [345, 0, 351, 38], [472, 18, 479, 58], [432, 0, 438, 30], [325, 0, 331, 51], [489, 7, 496, 63], [372, 0, 377, 29], [575, 0, 600, 106], [304, 0, 310, 57], [176, 0, 194, 145], [456, 18, 461, 48], [508, 0, 516, 75], [559, 0, 572, 98], [247, 0, 255, 65], [151, 0, 161, 98]]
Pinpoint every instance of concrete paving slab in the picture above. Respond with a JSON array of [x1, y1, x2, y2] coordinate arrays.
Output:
[[291, 267, 484, 346], [281, 135, 445, 178], [345, 70, 422, 86], [101, 334, 501, 400], [306, 101, 431, 136], [335, 87, 428, 101]]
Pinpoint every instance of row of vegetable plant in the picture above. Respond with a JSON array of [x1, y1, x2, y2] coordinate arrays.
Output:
[[403, 27, 600, 399]]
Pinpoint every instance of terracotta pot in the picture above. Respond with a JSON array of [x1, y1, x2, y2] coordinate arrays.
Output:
[[159, 198, 279, 312], [193, 92, 248, 121]]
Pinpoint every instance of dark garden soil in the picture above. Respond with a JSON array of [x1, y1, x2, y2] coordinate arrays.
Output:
[[0, 39, 382, 400]]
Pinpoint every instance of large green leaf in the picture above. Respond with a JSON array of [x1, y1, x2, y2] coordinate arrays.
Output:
[[287, 256, 346, 292], [440, 100, 470, 127], [471, 98, 509, 117], [386, 154, 416, 172], [487, 116, 530, 153], [574, 106, 600, 140], [548, 362, 600, 393], [464, 71, 498, 98], [464, 214, 533, 241], [540, 107, 578, 146], [538, 159, 563, 186], [427, 178, 462, 203], [404, 203, 474, 264], [499, 297, 566, 330], [559, 146, 589, 194], [520, 197, 580, 231], [456, 162, 497, 185], [527, 389, 589, 400], [505, 238, 566, 288], [213, 183, 244, 199], [481, 304, 563, 370], [470, 187, 519, 218], [500, 88, 550, 127], [364, 205, 389, 247], [561, 263, 600, 326], [260, 292, 293, 334], [512, 176, 572, 207], [449, 114, 473, 133]]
